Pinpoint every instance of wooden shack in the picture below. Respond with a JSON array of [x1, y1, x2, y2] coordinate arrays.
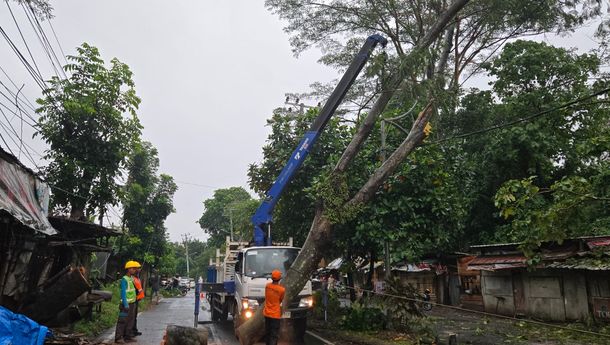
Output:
[[468, 237, 610, 322]]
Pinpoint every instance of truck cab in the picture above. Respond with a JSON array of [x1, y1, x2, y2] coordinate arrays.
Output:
[[233, 245, 313, 338]]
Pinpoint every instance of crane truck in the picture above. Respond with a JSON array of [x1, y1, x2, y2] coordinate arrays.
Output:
[[201, 34, 387, 341]]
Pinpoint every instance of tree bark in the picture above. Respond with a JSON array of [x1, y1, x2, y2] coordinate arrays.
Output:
[[236, 1, 470, 343], [163, 325, 208, 345], [237, 104, 433, 345]]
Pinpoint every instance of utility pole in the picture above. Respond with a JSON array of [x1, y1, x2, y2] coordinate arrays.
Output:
[[284, 95, 319, 115], [228, 208, 234, 242], [380, 120, 391, 281], [379, 104, 416, 280], [182, 233, 191, 278]]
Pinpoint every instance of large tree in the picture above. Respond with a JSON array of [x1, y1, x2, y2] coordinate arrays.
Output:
[[238, 1, 471, 342], [198, 187, 259, 247], [446, 40, 609, 247], [238, 0, 610, 342], [36, 43, 142, 220], [122, 142, 178, 266]]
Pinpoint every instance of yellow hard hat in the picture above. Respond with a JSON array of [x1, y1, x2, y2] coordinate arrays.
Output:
[[125, 261, 141, 269]]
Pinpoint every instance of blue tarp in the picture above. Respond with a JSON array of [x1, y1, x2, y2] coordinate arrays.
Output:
[[0, 306, 50, 345]]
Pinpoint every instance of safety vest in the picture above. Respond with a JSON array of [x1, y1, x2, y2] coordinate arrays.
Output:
[[263, 282, 285, 319], [133, 276, 145, 301], [123, 275, 136, 304]]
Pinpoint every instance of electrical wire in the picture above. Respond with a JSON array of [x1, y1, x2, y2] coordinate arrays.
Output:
[[0, 133, 15, 157], [47, 19, 67, 65], [0, 24, 46, 90], [0, 98, 37, 128], [25, 2, 67, 80], [0, 117, 39, 169], [174, 180, 219, 189], [20, 2, 64, 80], [5, 1, 45, 84], [0, 65, 38, 111], [0, 80, 38, 115], [425, 86, 610, 145]]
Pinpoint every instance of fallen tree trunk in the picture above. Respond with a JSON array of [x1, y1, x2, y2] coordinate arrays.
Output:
[[163, 325, 208, 345], [20, 266, 90, 323], [238, 104, 435, 344]]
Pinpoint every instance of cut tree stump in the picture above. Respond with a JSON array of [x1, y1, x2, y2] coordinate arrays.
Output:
[[163, 325, 208, 345], [21, 266, 91, 323]]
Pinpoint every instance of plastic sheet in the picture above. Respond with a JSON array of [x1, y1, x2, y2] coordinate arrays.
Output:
[[0, 306, 50, 345], [0, 159, 56, 235]]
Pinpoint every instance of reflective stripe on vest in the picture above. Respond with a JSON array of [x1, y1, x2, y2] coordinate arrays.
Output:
[[123, 275, 136, 303]]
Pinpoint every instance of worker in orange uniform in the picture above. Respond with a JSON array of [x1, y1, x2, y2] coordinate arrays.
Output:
[[132, 266, 145, 336], [263, 270, 285, 345]]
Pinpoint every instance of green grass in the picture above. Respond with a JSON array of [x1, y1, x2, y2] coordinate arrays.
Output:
[[73, 282, 152, 337]]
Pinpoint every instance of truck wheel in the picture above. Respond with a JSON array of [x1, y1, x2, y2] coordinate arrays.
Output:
[[211, 300, 220, 321], [233, 315, 242, 339], [220, 303, 229, 321]]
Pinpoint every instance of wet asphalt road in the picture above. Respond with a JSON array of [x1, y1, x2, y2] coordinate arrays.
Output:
[[96, 291, 326, 345]]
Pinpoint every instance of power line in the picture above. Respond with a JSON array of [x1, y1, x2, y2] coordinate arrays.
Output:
[[0, 24, 46, 90], [0, 98, 38, 128], [47, 19, 67, 65], [5, 1, 45, 84], [0, 117, 40, 169], [174, 180, 220, 189], [428, 86, 610, 145], [20, 2, 65, 81], [25, 2, 67, 80], [0, 79, 38, 114], [0, 65, 39, 111], [0, 133, 15, 157]]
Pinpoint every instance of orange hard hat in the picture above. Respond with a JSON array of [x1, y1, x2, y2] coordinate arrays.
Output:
[[271, 270, 282, 281]]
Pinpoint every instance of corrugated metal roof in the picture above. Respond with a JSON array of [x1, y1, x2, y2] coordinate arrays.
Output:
[[468, 263, 527, 271], [587, 238, 610, 249], [469, 255, 527, 265]]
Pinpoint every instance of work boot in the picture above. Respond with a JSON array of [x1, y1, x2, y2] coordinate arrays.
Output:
[[133, 331, 142, 336]]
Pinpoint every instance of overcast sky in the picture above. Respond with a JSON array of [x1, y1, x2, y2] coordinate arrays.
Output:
[[0, 1, 337, 242], [0, 1, 603, 243]]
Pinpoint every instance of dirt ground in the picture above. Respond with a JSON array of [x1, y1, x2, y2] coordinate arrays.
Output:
[[310, 306, 610, 345], [427, 308, 608, 345]]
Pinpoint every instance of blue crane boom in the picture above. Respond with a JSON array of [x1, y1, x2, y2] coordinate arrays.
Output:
[[251, 34, 387, 246]]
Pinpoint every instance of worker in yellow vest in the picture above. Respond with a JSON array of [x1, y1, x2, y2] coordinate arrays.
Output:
[[114, 261, 140, 344]]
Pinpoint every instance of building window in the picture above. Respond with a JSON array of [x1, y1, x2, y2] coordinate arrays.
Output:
[[461, 275, 481, 295]]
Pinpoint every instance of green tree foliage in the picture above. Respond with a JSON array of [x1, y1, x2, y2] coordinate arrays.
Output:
[[169, 240, 217, 279], [248, 42, 609, 264], [265, 0, 606, 114], [248, 103, 467, 261], [122, 142, 178, 265], [36, 43, 142, 220], [198, 187, 258, 246], [248, 109, 351, 246], [450, 40, 610, 248], [11, 0, 52, 18]]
